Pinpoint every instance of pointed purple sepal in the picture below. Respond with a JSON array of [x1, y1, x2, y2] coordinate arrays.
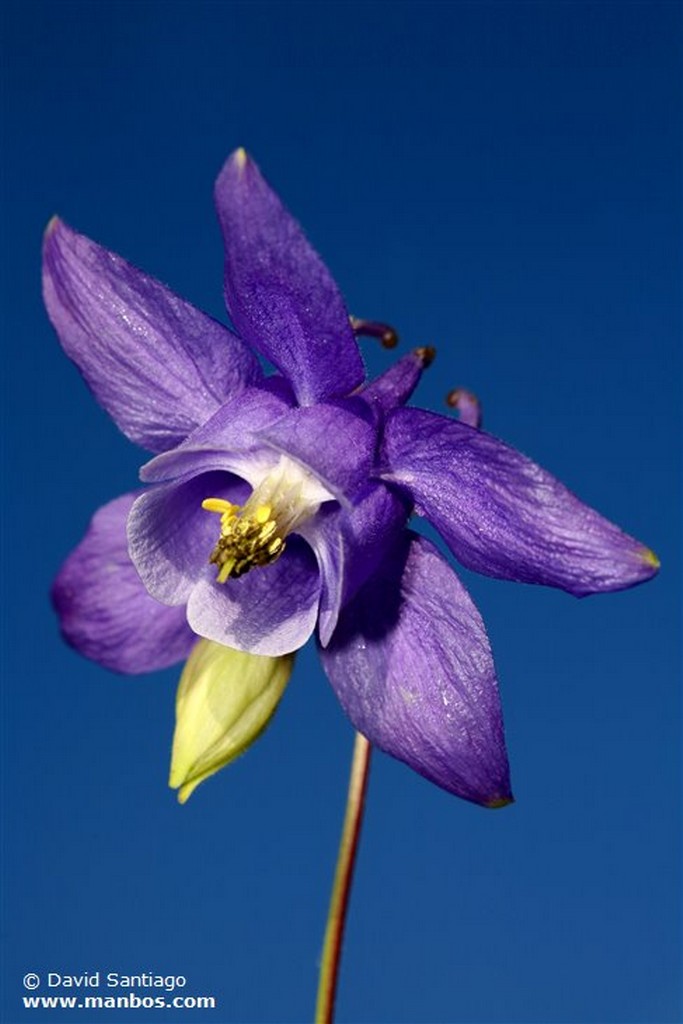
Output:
[[214, 150, 365, 406], [383, 409, 660, 596], [42, 219, 262, 452], [320, 532, 512, 806]]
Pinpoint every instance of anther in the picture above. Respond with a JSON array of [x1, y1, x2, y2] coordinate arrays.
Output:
[[350, 316, 399, 349], [446, 388, 482, 429], [202, 498, 285, 581]]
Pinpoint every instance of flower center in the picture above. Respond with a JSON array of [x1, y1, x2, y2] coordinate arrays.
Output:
[[202, 456, 331, 582]]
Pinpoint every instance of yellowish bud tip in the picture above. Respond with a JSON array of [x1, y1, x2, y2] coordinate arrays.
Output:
[[234, 147, 248, 169], [642, 548, 660, 569], [45, 215, 61, 239], [486, 795, 515, 809]]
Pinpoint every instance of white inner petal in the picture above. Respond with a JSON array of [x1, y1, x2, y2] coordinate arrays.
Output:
[[246, 454, 334, 533]]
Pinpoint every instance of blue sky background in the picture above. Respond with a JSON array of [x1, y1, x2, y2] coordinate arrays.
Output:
[[2, 3, 680, 1022]]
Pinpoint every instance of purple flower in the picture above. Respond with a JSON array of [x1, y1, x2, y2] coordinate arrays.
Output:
[[44, 149, 659, 808]]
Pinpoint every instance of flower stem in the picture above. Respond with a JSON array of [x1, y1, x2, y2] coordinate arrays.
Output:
[[315, 731, 372, 1024]]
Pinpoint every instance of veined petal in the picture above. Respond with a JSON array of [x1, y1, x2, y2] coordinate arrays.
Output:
[[187, 538, 321, 656], [52, 493, 196, 674], [43, 218, 262, 452], [320, 533, 512, 806], [255, 397, 378, 504], [128, 472, 251, 606], [139, 384, 294, 485], [170, 639, 294, 803], [299, 482, 409, 646], [383, 409, 660, 596], [214, 149, 364, 405]]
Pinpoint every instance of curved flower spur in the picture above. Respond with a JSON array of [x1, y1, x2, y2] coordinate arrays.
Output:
[[45, 148, 659, 809]]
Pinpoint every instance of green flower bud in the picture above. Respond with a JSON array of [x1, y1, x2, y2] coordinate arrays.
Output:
[[170, 639, 294, 803]]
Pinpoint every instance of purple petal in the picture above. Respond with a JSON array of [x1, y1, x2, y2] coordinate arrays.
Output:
[[320, 533, 512, 806], [360, 348, 435, 415], [300, 483, 409, 645], [43, 218, 262, 452], [52, 493, 196, 674], [128, 472, 251, 606], [214, 149, 364, 405], [140, 384, 293, 485], [256, 397, 378, 503], [187, 538, 320, 656], [383, 409, 660, 596]]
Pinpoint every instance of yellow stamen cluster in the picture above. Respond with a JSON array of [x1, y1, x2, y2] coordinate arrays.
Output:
[[201, 497, 285, 582], [202, 455, 333, 583]]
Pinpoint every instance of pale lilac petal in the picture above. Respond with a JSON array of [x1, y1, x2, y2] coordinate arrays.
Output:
[[256, 398, 378, 503], [383, 409, 660, 596], [214, 149, 364, 405], [360, 348, 435, 415], [320, 533, 512, 806], [187, 539, 320, 656], [43, 218, 262, 452], [140, 385, 293, 485], [52, 493, 196, 674], [299, 483, 409, 645], [128, 472, 251, 606]]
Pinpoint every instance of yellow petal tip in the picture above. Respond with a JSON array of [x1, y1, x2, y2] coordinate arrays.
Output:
[[234, 147, 248, 169], [642, 548, 660, 569], [486, 795, 515, 809], [45, 215, 61, 239]]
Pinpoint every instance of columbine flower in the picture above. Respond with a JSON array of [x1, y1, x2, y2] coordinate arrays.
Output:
[[45, 148, 659, 808]]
